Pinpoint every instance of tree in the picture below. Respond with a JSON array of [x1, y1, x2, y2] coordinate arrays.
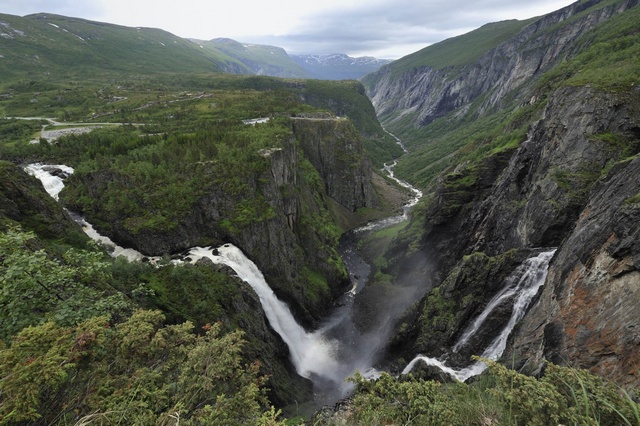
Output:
[[0, 226, 133, 341]]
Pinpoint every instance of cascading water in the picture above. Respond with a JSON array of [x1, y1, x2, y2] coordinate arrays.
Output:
[[25, 144, 427, 403], [24, 164, 148, 262], [23, 163, 74, 201], [402, 249, 556, 381], [185, 245, 340, 381], [452, 251, 556, 352], [24, 164, 349, 396]]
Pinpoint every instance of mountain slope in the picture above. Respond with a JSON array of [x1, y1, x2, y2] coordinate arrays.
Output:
[[363, 0, 638, 140], [0, 13, 391, 84], [195, 38, 309, 78], [0, 13, 243, 80], [360, 0, 640, 387]]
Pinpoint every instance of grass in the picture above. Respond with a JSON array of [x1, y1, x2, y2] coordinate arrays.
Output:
[[625, 192, 640, 205], [387, 104, 535, 189], [303, 268, 331, 304]]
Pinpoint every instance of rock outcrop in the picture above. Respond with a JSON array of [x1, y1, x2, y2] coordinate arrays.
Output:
[[384, 83, 640, 383], [63, 118, 381, 324], [506, 155, 640, 386], [292, 117, 380, 212]]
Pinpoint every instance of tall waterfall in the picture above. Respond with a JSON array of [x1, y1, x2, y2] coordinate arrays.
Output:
[[24, 164, 344, 381], [402, 249, 556, 381], [185, 245, 340, 380], [24, 159, 420, 400]]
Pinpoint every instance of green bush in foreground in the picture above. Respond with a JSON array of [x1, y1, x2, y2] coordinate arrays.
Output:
[[316, 359, 640, 426], [0, 313, 286, 426]]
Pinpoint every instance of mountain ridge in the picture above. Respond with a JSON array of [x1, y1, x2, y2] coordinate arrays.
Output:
[[292, 53, 393, 80], [0, 12, 390, 82]]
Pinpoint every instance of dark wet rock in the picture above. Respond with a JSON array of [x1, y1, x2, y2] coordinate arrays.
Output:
[[365, 1, 640, 386]]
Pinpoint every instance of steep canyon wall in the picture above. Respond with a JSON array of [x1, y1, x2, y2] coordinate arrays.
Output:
[[365, 0, 640, 385]]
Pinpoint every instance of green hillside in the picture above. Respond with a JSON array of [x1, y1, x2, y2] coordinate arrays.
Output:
[[197, 38, 309, 78], [0, 13, 243, 82], [363, 19, 532, 84]]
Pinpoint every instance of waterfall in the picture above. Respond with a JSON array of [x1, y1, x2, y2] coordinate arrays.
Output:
[[25, 163, 341, 384], [24, 164, 151, 262], [23, 163, 74, 201], [453, 250, 556, 352], [186, 245, 340, 380], [402, 249, 556, 381]]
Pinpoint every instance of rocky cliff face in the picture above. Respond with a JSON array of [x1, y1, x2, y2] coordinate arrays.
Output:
[[366, 0, 640, 386], [384, 83, 640, 383], [506, 155, 640, 386], [364, 0, 638, 128], [291, 117, 380, 212], [65, 118, 381, 324]]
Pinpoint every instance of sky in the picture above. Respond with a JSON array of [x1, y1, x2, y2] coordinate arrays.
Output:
[[1, 0, 577, 59]]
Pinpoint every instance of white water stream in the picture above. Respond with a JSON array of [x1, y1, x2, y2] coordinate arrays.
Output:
[[402, 249, 556, 381], [356, 132, 422, 234], [23, 163, 74, 201], [26, 149, 551, 396], [23, 128, 425, 399], [185, 245, 340, 379], [24, 164, 149, 262], [23, 164, 343, 385]]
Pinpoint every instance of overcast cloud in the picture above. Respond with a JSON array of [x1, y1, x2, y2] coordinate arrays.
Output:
[[1, 0, 575, 58]]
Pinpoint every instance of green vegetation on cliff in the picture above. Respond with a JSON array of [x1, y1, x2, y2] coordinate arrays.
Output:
[[315, 361, 640, 426], [0, 309, 285, 425], [0, 67, 396, 410], [380, 19, 533, 77]]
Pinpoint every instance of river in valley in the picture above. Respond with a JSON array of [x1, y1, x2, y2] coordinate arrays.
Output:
[[25, 135, 555, 408], [23, 132, 422, 404]]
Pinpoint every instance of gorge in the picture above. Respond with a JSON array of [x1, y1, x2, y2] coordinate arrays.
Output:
[[22, 140, 419, 406], [1, 0, 639, 423]]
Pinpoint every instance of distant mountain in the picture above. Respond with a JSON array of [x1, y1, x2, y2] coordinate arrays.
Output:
[[0, 13, 392, 83], [192, 38, 309, 78], [292, 53, 393, 80], [193, 40, 393, 80], [0, 13, 249, 81]]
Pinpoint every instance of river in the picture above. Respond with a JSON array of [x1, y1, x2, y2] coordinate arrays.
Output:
[[24, 137, 556, 405], [23, 132, 424, 405]]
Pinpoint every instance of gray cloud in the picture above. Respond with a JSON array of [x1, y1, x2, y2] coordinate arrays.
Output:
[[251, 0, 573, 58], [0, 0, 575, 59]]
